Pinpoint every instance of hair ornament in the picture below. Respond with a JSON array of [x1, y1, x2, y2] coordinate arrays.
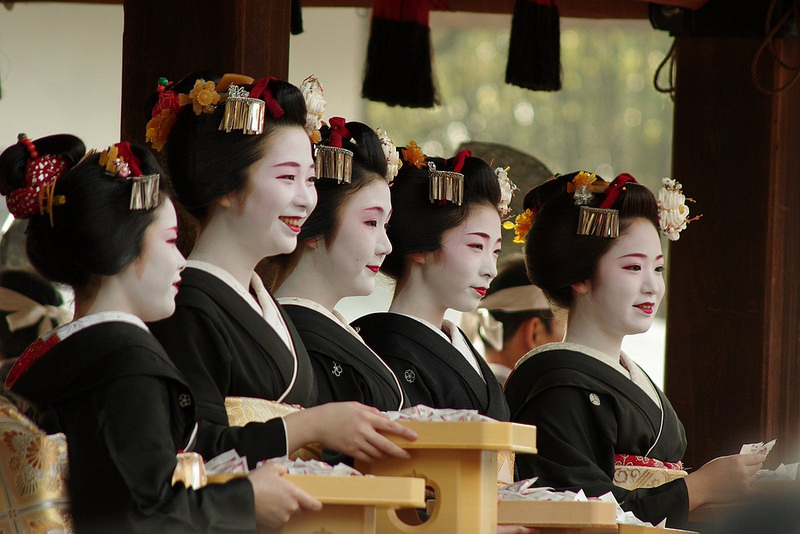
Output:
[[495, 166, 517, 217], [5, 134, 68, 226], [428, 150, 469, 206], [98, 142, 160, 211], [576, 173, 637, 238], [400, 140, 426, 170], [314, 117, 354, 184], [218, 83, 266, 135], [188, 79, 221, 115], [658, 177, 701, 241], [376, 128, 401, 183], [301, 75, 326, 144], [249, 76, 285, 119], [503, 207, 535, 244]]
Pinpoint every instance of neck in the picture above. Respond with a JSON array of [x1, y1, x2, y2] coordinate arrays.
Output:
[[81, 278, 134, 320], [190, 215, 267, 290], [389, 267, 447, 330], [274, 250, 342, 312], [564, 303, 623, 359], [485, 341, 526, 369]]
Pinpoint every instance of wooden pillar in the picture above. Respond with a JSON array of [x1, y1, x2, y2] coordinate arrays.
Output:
[[120, 0, 291, 144], [665, 35, 800, 468]]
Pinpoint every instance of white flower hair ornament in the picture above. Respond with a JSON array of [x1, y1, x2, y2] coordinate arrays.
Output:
[[657, 177, 701, 241], [376, 128, 402, 183], [495, 166, 518, 217], [301, 75, 326, 143]]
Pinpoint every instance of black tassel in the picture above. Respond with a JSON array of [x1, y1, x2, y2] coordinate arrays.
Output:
[[506, 0, 562, 91], [291, 0, 303, 35], [362, 1, 438, 108]]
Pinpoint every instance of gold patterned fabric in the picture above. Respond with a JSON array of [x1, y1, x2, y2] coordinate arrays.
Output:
[[224, 397, 322, 460], [0, 396, 72, 533], [613, 465, 688, 490]]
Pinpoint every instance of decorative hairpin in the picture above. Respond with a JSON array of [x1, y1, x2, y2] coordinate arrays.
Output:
[[495, 166, 517, 217], [658, 177, 701, 241], [503, 208, 535, 244], [218, 84, 266, 135], [376, 128, 401, 183], [575, 173, 635, 238], [428, 152, 467, 206], [98, 143, 160, 210], [5, 134, 68, 227], [315, 117, 354, 184], [301, 76, 326, 144], [401, 140, 426, 169]]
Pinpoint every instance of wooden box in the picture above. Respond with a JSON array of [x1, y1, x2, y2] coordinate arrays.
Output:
[[356, 420, 537, 534], [497, 500, 617, 533]]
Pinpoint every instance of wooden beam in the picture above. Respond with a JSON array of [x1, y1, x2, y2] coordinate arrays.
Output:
[[665, 36, 800, 468], [120, 0, 290, 145]]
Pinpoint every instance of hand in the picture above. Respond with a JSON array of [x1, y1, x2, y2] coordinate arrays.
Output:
[[684, 453, 765, 509], [285, 402, 418, 463], [248, 461, 322, 529]]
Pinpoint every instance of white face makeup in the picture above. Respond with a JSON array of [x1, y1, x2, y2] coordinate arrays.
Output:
[[583, 217, 665, 337], [318, 179, 392, 299], [117, 200, 186, 322], [234, 126, 317, 258], [421, 203, 502, 313]]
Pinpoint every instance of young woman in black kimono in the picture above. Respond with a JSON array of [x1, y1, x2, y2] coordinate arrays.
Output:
[[352, 147, 511, 421], [0, 134, 321, 532], [146, 72, 415, 468], [503, 172, 764, 528], [269, 119, 406, 412]]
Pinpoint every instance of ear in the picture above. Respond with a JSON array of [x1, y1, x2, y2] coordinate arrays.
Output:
[[217, 194, 233, 209], [408, 252, 426, 265], [305, 237, 320, 250], [572, 280, 590, 295], [520, 317, 539, 352]]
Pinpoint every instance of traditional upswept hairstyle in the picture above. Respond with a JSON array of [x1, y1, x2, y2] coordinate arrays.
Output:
[[151, 71, 308, 222], [523, 172, 659, 310], [380, 151, 501, 281], [0, 134, 169, 292], [265, 120, 389, 290]]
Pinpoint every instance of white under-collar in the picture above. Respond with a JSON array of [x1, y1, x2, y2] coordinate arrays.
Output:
[[55, 311, 148, 342]]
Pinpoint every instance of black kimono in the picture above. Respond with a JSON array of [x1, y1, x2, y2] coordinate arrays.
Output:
[[149, 266, 315, 467], [504, 343, 689, 528], [353, 312, 510, 421], [280, 300, 406, 412], [7, 314, 255, 534]]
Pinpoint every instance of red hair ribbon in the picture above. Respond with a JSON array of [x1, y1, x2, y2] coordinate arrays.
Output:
[[6, 135, 69, 219], [114, 142, 143, 177], [249, 76, 285, 119], [599, 173, 637, 210], [449, 149, 471, 173], [327, 117, 351, 148]]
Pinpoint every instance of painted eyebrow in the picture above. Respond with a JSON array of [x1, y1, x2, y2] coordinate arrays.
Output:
[[271, 161, 301, 168], [618, 253, 664, 261], [363, 206, 386, 214]]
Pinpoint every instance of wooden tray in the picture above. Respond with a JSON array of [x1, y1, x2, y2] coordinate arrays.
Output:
[[386, 420, 537, 453], [283, 474, 425, 508], [497, 500, 617, 532]]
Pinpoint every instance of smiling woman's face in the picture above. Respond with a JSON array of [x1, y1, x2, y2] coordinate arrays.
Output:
[[582, 217, 665, 337]]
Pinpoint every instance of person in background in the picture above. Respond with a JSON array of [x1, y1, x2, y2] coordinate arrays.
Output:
[[473, 254, 565, 385]]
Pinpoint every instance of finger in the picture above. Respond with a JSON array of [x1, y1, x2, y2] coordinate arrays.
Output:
[[352, 440, 387, 463], [370, 417, 418, 441], [367, 431, 410, 459], [294, 487, 323, 512]]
